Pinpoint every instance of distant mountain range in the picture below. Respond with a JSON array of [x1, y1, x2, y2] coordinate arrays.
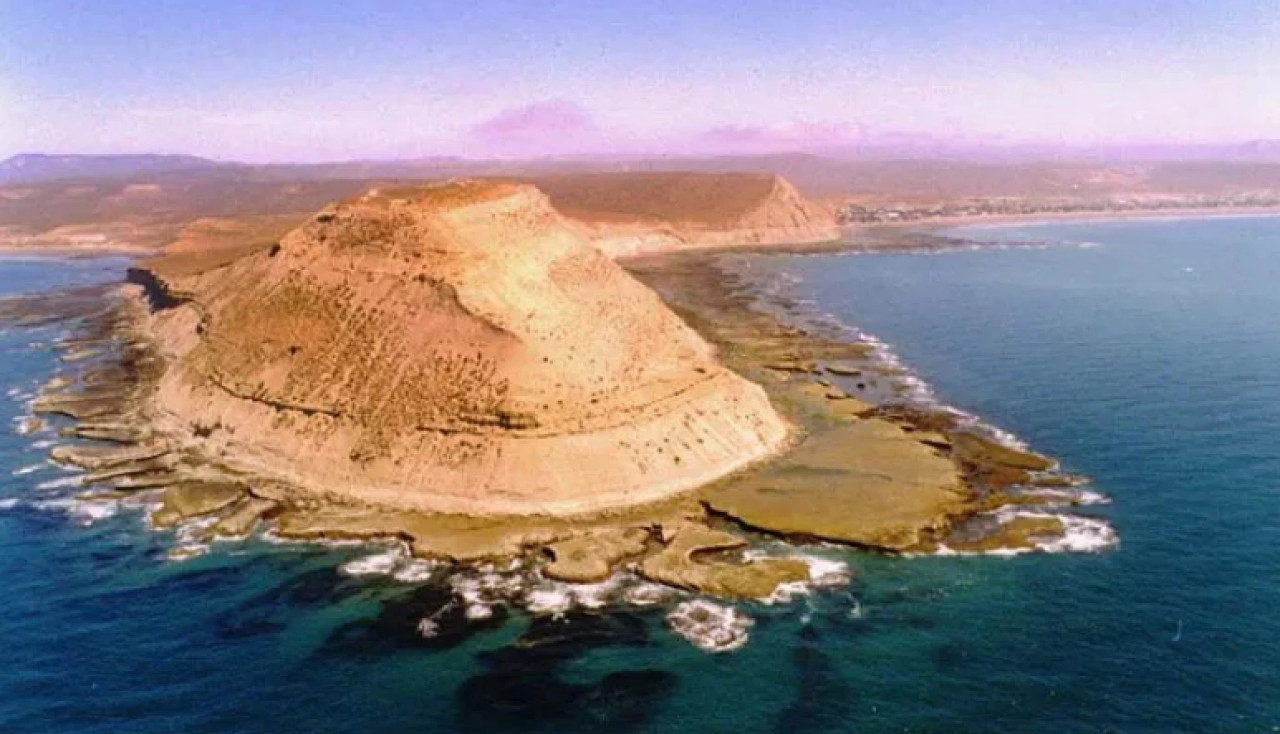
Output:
[[0, 153, 226, 184], [5, 146, 1280, 197]]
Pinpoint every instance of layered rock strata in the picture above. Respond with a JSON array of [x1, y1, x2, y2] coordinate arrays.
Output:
[[131, 181, 790, 516]]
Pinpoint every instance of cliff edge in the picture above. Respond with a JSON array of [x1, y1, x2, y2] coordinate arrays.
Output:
[[134, 180, 789, 515]]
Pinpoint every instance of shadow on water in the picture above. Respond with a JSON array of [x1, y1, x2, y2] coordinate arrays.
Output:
[[774, 622, 858, 734], [455, 611, 676, 734], [214, 564, 375, 640]]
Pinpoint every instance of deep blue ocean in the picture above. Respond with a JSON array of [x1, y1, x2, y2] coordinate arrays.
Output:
[[2, 215, 1279, 733]]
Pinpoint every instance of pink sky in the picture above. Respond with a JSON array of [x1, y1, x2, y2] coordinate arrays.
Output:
[[3, 1, 1278, 161]]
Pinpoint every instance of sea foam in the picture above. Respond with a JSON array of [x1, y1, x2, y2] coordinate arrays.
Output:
[[932, 509, 1118, 557], [338, 545, 407, 577], [1037, 514, 1119, 554], [753, 552, 854, 604], [667, 600, 754, 653], [337, 543, 442, 582], [30, 497, 120, 527]]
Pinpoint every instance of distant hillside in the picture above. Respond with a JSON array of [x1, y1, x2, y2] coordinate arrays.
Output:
[[0, 154, 222, 184], [526, 172, 782, 227], [10, 151, 1280, 199]]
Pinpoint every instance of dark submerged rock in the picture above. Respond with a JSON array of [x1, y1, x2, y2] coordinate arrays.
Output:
[[215, 567, 371, 641], [456, 611, 672, 734], [323, 582, 508, 656], [479, 611, 651, 669]]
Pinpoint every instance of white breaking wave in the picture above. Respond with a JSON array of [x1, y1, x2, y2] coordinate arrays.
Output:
[[29, 498, 74, 512], [666, 600, 754, 653], [174, 516, 218, 543], [336, 543, 442, 582], [622, 581, 677, 607], [12, 415, 42, 437], [449, 566, 530, 621], [338, 545, 407, 577], [36, 474, 83, 490], [930, 509, 1118, 557], [804, 556, 853, 587], [767, 581, 813, 605], [166, 545, 209, 562], [1018, 487, 1111, 507], [258, 529, 368, 548], [523, 586, 576, 616], [163, 516, 220, 561], [447, 565, 683, 621], [29, 497, 120, 527], [523, 575, 627, 616], [11, 463, 46, 476], [1037, 514, 1119, 554], [392, 559, 441, 583], [750, 552, 853, 605], [71, 501, 120, 526]]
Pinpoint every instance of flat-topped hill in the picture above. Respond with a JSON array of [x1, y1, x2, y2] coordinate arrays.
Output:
[[522, 172, 841, 256], [135, 180, 789, 515], [528, 172, 782, 227]]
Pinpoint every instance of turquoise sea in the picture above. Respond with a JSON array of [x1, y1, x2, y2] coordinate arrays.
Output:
[[2, 215, 1279, 732]]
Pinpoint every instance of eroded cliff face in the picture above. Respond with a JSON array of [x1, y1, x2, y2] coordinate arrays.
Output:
[[528, 173, 842, 258], [137, 181, 789, 515]]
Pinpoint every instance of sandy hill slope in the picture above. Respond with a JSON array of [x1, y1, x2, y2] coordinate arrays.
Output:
[[523, 172, 841, 257], [134, 180, 788, 515]]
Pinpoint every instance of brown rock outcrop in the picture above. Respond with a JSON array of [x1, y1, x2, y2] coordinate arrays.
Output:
[[134, 180, 789, 516], [544, 527, 652, 583], [704, 418, 968, 551], [637, 525, 811, 600], [149, 482, 247, 528]]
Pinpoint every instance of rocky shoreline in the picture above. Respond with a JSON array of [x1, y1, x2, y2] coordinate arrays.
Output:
[[625, 251, 1106, 554], [1, 197, 1118, 655], [22, 245, 1101, 576]]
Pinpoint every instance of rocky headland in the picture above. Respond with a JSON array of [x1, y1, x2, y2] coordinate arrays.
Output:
[[18, 173, 1108, 614]]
